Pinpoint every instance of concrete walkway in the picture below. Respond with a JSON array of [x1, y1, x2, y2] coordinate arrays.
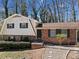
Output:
[[0, 46, 79, 59], [67, 50, 79, 59], [41, 46, 79, 59], [42, 47, 69, 59]]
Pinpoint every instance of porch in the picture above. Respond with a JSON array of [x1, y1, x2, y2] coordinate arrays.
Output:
[[37, 29, 78, 45], [36, 22, 79, 45]]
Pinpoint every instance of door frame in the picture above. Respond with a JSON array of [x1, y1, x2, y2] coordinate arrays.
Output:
[[76, 30, 79, 44]]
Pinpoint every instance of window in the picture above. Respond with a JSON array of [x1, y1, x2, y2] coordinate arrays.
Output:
[[7, 23, 14, 28], [48, 29, 56, 38], [37, 23, 42, 27], [61, 29, 67, 37], [56, 29, 68, 38], [48, 29, 68, 38], [20, 23, 28, 28]]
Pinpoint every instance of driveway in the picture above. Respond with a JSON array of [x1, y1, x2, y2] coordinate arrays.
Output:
[[32, 46, 79, 59], [0, 46, 79, 59], [42, 48, 69, 59]]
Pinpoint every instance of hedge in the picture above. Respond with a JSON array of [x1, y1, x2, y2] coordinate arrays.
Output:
[[0, 41, 31, 50]]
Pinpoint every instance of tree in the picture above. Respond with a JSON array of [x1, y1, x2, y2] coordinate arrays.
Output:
[[14, 0, 20, 14], [40, 7, 49, 23], [20, 0, 28, 16], [78, 0, 79, 6], [39, 0, 50, 23], [51, 0, 58, 22], [55, 0, 61, 22], [65, 0, 70, 22], [71, 0, 76, 22], [3, 0, 9, 18], [29, 0, 39, 21], [47, 5, 55, 22]]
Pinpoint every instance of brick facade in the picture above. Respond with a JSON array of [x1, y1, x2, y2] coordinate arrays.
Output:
[[31, 43, 43, 49], [42, 29, 76, 45]]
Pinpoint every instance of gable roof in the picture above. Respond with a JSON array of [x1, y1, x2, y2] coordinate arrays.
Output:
[[0, 14, 39, 36], [37, 22, 79, 29], [3, 14, 38, 22]]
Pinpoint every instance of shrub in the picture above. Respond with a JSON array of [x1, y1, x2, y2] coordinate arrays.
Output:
[[56, 34, 67, 45], [21, 37, 30, 42], [56, 34, 67, 38], [0, 41, 31, 50]]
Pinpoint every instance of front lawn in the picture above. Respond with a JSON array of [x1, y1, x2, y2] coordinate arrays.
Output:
[[0, 50, 32, 59]]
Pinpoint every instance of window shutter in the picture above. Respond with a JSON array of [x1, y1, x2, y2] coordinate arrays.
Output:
[[37, 30, 42, 38], [67, 29, 70, 38], [20, 23, 21, 28], [48, 29, 50, 37]]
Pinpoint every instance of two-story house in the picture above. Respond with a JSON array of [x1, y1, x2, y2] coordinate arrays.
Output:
[[0, 14, 38, 41]]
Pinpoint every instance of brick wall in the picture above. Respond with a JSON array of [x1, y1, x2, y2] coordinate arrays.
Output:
[[42, 29, 76, 45], [31, 43, 43, 49]]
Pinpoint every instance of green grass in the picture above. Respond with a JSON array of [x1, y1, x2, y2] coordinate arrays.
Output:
[[0, 50, 32, 59]]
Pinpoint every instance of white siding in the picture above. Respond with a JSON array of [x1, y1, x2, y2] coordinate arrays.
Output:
[[1, 14, 38, 36]]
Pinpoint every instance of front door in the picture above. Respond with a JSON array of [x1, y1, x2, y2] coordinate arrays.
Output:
[[77, 31, 79, 42], [37, 30, 42, 38]]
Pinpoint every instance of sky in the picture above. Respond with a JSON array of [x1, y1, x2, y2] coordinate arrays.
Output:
[[0, 0, 42, 17], [0, 0, 79, 21]]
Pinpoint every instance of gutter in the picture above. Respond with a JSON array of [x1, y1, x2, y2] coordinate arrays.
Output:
[[29, 19, 36, 36]]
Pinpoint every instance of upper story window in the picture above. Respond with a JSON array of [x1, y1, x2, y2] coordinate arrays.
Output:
[[7, 23, 14, 28], [20, 23, 28, 28]]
